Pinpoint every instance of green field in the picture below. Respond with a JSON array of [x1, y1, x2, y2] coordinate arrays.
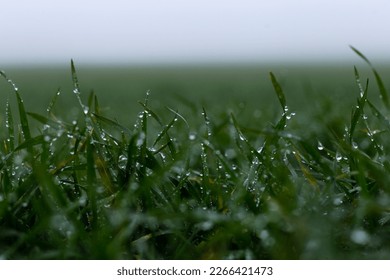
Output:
[[1, 52, 390, 259]]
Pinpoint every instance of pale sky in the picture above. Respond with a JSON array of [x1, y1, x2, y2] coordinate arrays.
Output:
[[1, 0, 389, 65]]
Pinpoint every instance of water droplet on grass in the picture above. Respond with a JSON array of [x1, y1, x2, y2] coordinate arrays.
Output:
[[199, 221, 214, 231], [286, 112, 296, 120], [225, 149, 236, 159], [118, 155, 127, 169], [351, 229, 370, 245], [188, 132, 196, 140], [335, 152, 342, 162], [136, 132, 146, 146], [317, 141, 324, 151], [333, 197, 343, 206]]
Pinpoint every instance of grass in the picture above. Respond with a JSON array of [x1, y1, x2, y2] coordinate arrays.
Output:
[[1, 49, 390, 259]]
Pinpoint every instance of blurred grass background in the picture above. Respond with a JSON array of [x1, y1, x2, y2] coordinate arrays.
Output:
[[3, 64, 389, 119], [2, 63, 390, 144]]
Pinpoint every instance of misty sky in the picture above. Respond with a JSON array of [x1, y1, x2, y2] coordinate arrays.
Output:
[[1, 0, 389, 65]]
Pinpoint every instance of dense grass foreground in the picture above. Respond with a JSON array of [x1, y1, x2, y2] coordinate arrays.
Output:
[[1, 52, 390, 259]]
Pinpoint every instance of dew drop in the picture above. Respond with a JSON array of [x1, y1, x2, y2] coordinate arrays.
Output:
[[351, 229, 370, 245], [317, 141, 324, 151], [225, 149, 236, 159], [188, 132, 196, 141], [136, 132, 146, 146], [333, 197, 343, 206], [286, 112, 296, 120]]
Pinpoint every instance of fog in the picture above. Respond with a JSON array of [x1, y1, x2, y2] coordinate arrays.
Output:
[[1, 0, 389, 65]]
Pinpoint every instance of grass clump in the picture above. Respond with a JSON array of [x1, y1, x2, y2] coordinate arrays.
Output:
[[1, 50, 390, 259]]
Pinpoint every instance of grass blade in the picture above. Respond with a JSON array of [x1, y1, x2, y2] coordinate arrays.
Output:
[[1, 70, 31, 143], [350, 67, 369, 142], [202, 107, 212, 139], [86, 137, 97, 229], [47, 89, 61, 116], [70, 59, 87, 114], [270, 72, 287, 113], [5, 101, 15, 151], [16, 91, 32, 142], [166, 106, 189, 128], [350, 46, 389, 109]]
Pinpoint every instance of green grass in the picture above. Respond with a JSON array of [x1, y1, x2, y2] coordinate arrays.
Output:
[[1, 49, 390, 259]]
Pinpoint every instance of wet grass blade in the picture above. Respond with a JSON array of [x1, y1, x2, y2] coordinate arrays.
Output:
[[16, 91, 32, 143], [92, 113, 132, 134], [86, 137, 97, 229], [270, 72, 287, 113], [231, 113, 262, 160], [350, 67, 369, 142], [153, 114, 177, 147], [1, 70, 31, 142], [139, 101, 163, 126], [70, 59, 87, 113], [166, 106, 189, 128], [5, 101, 15, 151], [202, 107, 212, 139], [350, 46, 389, 109], [27, 112, 67, 129], [47, 89, 61, 116]]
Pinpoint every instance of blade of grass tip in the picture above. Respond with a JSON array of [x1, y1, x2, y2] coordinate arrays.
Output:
[[350, 46, 389, 109], [70, 59, 80, 93], [270, 72, 287, 113], [87, 90, 95, 114], [166, 106, 189, 128], [94, 94, 100, 115], [0, 70, 19, 92], [70, 59, 87, 114], [202, 107, 212, 139], [0, 70, 31, 142]]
